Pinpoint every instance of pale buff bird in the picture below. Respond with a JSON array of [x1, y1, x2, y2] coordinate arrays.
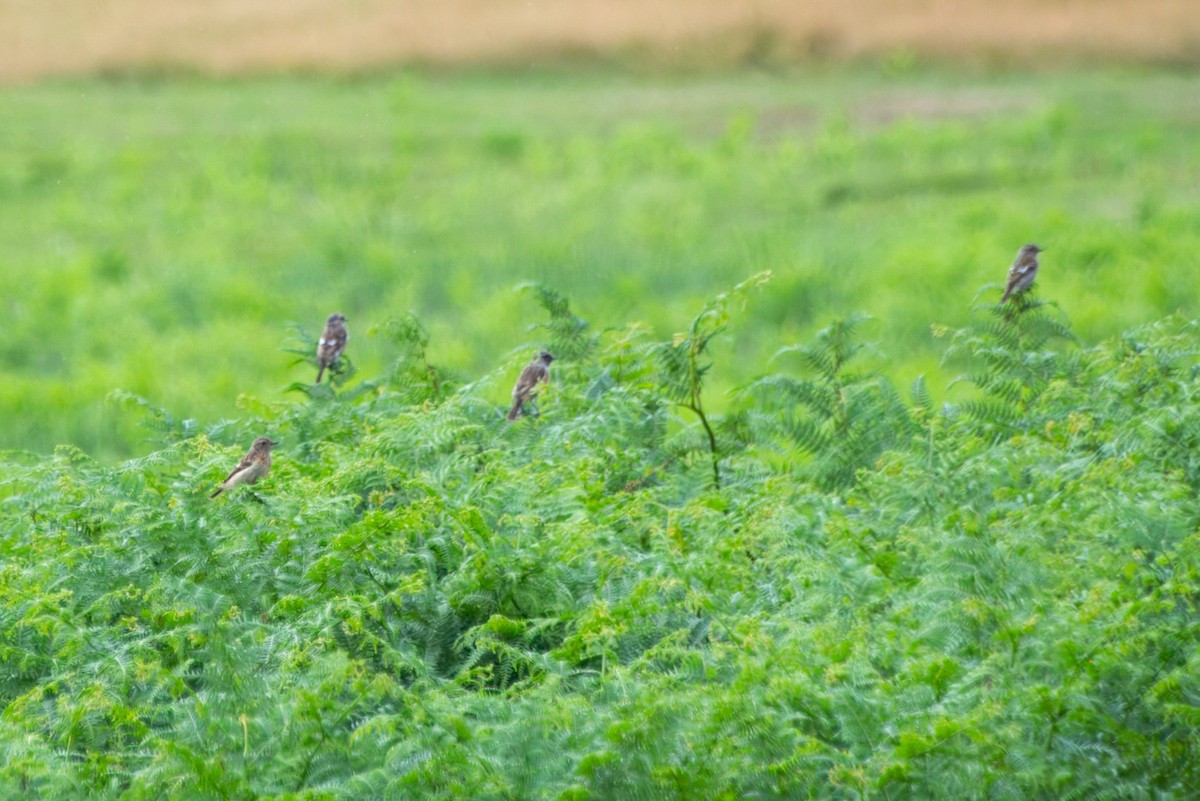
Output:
[[210, 437, 277, 498]]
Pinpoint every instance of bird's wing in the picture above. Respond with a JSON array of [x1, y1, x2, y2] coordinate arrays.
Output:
[[221, 452, 255, 484], [1007, 259, 1036, 283], [512, 364, 541, 398], [318, 325, 347, 359]]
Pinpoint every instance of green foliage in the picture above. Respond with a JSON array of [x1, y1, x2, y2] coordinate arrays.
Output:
[[521, 284, 598, 364], [652, 271, 771, 489], [945, 293, 1078, 437], [746, 313, 914, 489], [3, 283, 1200, 798], [370, 312, 448, 405], [2, 68, 1200, 458]]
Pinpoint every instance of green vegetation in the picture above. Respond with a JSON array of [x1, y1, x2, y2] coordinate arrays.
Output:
[[1, 67, 1198, 458], [2, 281, 1200, 798], [2, 64, 1199, 796]]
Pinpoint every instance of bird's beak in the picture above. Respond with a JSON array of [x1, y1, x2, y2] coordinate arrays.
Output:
[[267, 439, 279, 447]]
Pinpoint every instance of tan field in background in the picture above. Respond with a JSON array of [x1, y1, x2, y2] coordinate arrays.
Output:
[[2, 0, 1199, 82]]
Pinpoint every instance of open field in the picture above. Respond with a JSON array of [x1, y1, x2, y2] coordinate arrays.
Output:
[[3, 0, 1200, 83], [1, 66, 1199, 458]]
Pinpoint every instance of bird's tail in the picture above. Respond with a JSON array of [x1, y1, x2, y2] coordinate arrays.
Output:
[[1000, 287, 1012, 304], [315, 365, 325, 384], [506, 400, 522, 422], [209, 487, 224, 499]]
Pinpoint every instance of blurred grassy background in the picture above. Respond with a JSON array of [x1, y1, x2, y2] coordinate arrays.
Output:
[[2, 66, 1198, 459], [2, 0, 1199, 459]]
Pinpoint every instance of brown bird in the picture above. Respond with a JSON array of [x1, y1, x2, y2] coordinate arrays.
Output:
[[210, 437, 277, 498], [316, 312, 348, 383], [507, 350, 555, 421], [1000, 244, 1043, 304]]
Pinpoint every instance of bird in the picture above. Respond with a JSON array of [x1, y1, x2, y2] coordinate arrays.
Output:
[[315, 312, 348, 383], [1000, 244, 1043, 304], [507, 350, 555, 421], [210, 437, 277, 498]]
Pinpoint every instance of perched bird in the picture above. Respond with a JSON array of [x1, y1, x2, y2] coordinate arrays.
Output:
[[1000, 244, 1043, 304], [507, 350, 555, 421], [210, 437, 277, 498], [316, 313, 348, 383]]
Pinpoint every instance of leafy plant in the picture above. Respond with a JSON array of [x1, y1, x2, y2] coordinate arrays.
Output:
[[944, 292, 1078, 437], [652, 271, 771, 489], [745, 312, 915, 489]]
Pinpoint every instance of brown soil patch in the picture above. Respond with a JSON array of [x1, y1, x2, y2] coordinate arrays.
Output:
[[2, 0, 1198, 82]]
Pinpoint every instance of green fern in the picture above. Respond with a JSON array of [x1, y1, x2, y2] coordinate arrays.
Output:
[[945, 293, 1078, 437], [746, 313, 915, 489]]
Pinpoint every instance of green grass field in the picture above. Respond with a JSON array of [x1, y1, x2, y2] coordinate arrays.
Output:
[[1, 65, 1198, 458]]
